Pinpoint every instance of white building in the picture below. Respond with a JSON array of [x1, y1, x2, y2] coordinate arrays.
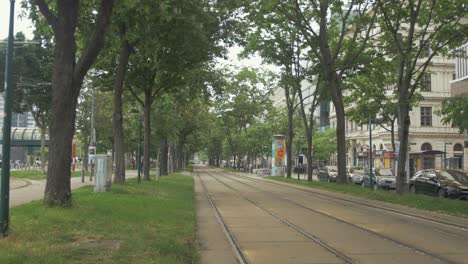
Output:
[[449, 43, 468, 172], [330, 56, 464, 173]]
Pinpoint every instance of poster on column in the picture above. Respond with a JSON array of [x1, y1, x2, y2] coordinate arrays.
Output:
[[272, 135, 286, 176]]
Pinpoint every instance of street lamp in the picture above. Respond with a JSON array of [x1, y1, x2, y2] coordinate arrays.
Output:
[[130, 109, 142, 183], [444, 142, 453, 169], [1, 0, 16, 238], [369, 116, 374, 189]]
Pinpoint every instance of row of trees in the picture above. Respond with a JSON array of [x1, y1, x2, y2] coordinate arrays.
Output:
[[7, 0, 466, 207], [16, 0, 246, 206], [230, 0, 466, 195]]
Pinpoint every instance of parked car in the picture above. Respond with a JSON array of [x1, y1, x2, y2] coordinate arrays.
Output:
[[349, 167, 366, 185], [317, 166, 337, 182], [326, 166, 338, 182], [361, 168, 396, 190], [409, 169, 468, 199]]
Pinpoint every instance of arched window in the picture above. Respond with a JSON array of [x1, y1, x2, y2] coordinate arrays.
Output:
[[379, 144, 384, 150], [454, 143, 463, 152], [421, 143, 432, 151]]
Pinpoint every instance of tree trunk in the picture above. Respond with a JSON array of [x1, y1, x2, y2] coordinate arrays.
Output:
[[390, 118, 396, 155], [44, 2, 79, 206], [143, 90, 151, 180], [37, 0, 114, 206], [40, 126, 47, 174], [396, 98, 411, 193], [161, 139, 168, 175], [334, 99, 347, 183], [112, 22, 130, 183], [172, 144, 177, 172]]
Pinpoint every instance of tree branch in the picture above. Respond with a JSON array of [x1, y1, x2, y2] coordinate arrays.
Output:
[[34, 0, 57, 30], [128, 85, 144, 106], [73, 0, 115, 90]]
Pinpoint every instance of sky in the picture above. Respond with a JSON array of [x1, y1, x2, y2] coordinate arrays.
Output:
[[0, 1, 34, 40], [0, 1, 277, 74]]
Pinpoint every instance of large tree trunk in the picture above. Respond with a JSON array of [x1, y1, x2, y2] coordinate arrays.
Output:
[[37, 0, 114, 206], [318, 20, 347, 183], [44, 1, 80, 206], [40, 126, 47, 174], [112, 23, 130, 183], [143, 90, 151, 180], [334, 99, 347, 183], [396, 96, 411, 193]]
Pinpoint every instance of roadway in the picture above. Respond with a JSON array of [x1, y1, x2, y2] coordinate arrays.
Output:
[[195, 167, 468, 264]]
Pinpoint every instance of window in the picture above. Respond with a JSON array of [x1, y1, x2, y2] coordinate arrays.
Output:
[[454, 143, 463, 152], [453, 73, 456, 80], [421, 73, 431, 91], [420, 107, 432, 126], [421, 143, 432, 151]]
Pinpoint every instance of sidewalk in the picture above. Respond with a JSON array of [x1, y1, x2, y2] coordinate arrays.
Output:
[[10, 170, 138, 208]]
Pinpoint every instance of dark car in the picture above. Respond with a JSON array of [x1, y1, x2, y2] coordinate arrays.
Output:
[[361, 168, 396, 190], [317, 166, 338, 182], [409, 169, 468, 199]]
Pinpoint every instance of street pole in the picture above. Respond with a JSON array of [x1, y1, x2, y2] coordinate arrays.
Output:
[[1, 0, 15, 238], [369, 116, 374, 189], [297, 140, 300, 180], [89, 90, 95, 182], [444, 142, 447, 169]]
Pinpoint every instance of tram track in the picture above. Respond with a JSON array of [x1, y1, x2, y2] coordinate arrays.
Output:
[[198, 169, 356, 264], [223, 169, 468, 232], [195, 171, 248, 264], [207, 168, 461, 264]]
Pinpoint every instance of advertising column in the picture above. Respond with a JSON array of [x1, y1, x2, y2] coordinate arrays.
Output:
[[272, 135, 286, 176]]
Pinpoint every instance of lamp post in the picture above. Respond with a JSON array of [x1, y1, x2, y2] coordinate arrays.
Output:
[[1, 0, 16, 238], [131, 109, 142, 183], [444, 142, 452, 169], [369, 116, 374, 189]]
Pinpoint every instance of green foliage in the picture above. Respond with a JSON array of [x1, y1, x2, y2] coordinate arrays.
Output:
[[313, 128, 337, 161], [0, 32, 53, 126], [438, 94, 468, 133], [1, 175, 198, 263]]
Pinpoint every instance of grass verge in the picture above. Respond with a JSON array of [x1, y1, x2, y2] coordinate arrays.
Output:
[[0, 174, 198, 264], [267, 176, 468, 219], [6, 170, 90, 180]]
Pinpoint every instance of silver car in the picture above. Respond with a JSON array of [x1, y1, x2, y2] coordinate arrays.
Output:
[[350, 168, 366, 185], [361, 168, 396, 190]]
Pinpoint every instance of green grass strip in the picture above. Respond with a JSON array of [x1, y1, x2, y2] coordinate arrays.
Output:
[[267, 176, 468, 219], [0, 174, 198, 264]]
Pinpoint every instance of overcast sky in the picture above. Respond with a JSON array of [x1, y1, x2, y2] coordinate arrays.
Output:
[[0, 1, 34, 40], [0, 2, 277, 74]]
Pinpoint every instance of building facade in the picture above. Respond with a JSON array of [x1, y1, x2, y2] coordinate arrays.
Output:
[[329, 56, 464, 173], [450, 43, 468, 172]]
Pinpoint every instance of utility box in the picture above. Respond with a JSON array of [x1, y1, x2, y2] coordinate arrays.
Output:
[[94, 154, 112, 192]]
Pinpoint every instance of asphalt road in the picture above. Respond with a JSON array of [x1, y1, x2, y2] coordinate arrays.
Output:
[[195, 167, 468, 264]]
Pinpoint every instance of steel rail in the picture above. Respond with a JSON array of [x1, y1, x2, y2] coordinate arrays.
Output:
[[201, 169, 355, 264], [195, 171, 248, 264], [217, 169, 458, 264]]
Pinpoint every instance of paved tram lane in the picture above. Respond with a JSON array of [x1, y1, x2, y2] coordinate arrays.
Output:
[[195, 167, 468, 264]]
